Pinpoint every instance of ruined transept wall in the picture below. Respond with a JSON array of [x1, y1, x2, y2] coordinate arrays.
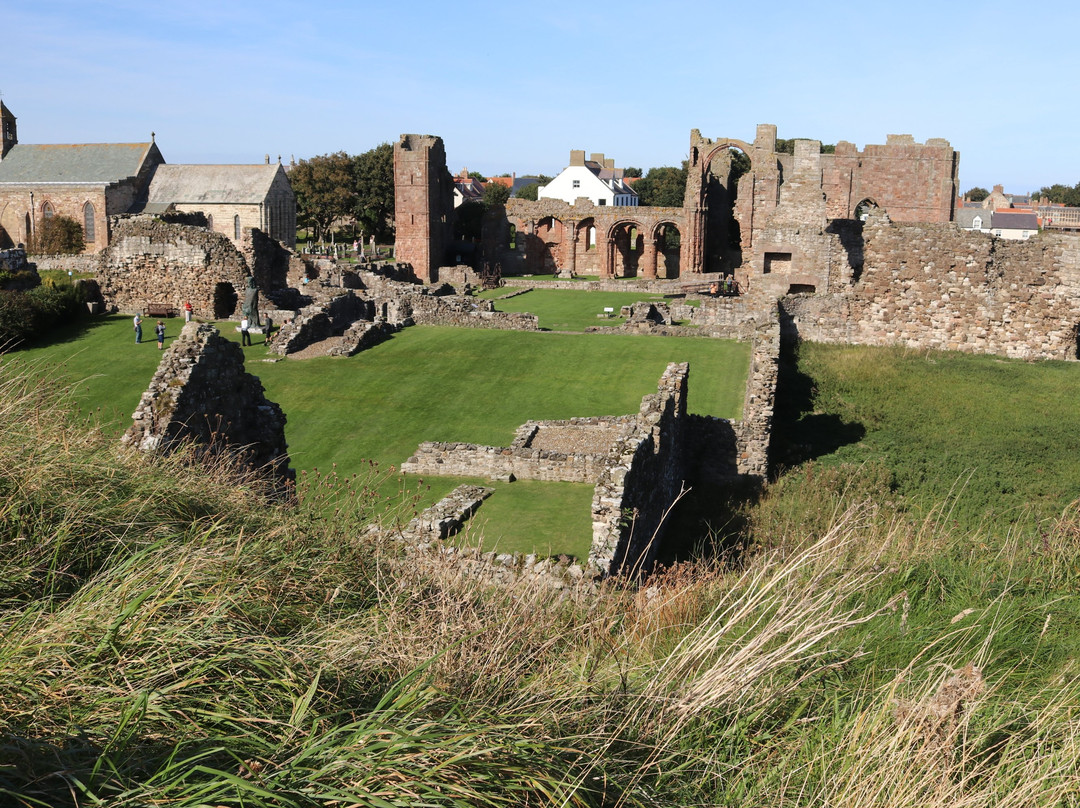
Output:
[[780, 217, 1080, 360]]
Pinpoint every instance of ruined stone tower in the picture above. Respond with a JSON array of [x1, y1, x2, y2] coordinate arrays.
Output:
[[393, 134, 453, 283]]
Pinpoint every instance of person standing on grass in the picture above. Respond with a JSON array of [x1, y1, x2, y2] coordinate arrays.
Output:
[[240, 316, 251, 346], [184, 300, 193, 322], [133, 313, 143, 344], [264, 313, 274, 345], [155, 320, 166, 350]]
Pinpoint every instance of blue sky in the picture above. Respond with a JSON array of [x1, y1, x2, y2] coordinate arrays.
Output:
[[5, 0, 1077, 194]]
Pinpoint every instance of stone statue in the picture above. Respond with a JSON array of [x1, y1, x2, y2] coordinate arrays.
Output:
[[241, 276, 260, 325]]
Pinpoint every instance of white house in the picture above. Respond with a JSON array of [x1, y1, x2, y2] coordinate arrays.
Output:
[[990, 211, 1039, 241], [955, 208, 991, 233], [538, 150, 638, 207]]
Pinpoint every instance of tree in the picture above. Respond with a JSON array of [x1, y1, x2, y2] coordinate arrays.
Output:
[[30, 215, 84, 255], [1038, 182, 1080, 207], [468, 171, 487, 182], [623, 167, 643, 178], [289, 152, 355, 241], [966, 187, 990, 202], [516, 183, 540, 201], [482, 182, 511, 207], [635, 163, 688, 207], [352, 143, 395, 242]]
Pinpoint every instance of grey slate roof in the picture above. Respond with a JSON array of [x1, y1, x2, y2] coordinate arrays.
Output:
[[146, 164, 284, 205], [991, 211, 1039, 230], [0, 143, 156, 183], [955, 208, 990, 228]]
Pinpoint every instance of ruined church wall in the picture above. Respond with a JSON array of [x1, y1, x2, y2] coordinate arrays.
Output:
[[783, 222, 1080, 360], [97, 217, 250, 318]]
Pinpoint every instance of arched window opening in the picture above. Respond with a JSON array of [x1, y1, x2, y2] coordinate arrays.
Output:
[[207, 214, 214, 231], [234, 215, 241, 241], [42, 202, 54, 220], [83, 202, 96, 242], [588, 226, 596, 250]]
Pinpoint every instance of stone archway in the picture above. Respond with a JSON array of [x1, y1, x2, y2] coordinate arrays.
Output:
[[653, 221, 682, 278], [606, 220, 646, 278]]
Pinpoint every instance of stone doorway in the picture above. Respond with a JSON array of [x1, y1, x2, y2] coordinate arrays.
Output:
[[213, 282, 238, 319]]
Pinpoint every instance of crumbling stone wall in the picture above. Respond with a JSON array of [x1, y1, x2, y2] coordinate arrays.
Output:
[[590, 362, 689, 577], [122, 322, 293, 496], [97, 216, 250, 318], [781, 214, 1080, 360]]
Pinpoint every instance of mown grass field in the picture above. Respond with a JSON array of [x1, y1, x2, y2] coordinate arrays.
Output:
[[478, 288, 692, 331], [9, 313, 750, 558]]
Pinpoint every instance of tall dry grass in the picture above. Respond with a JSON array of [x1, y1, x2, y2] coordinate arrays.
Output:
[[2, 359, 1078, 806]]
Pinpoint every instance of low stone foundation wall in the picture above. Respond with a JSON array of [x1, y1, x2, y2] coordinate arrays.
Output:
[[589, 362, 689, 577], [402, 441, 613, 483], [29, 254, 98, 275]]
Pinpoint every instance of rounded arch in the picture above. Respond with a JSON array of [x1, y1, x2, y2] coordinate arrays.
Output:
[[698, 139, 755, 174], [606, 218, 647, 278], [854, 198, 879, 221], [651, 219, 682, 278]]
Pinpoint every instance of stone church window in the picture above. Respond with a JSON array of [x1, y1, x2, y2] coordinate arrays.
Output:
[[83, 202, 95, 242], [207, 214, 214, 231], [42, 201, 54, 220], [234, 215, 241, 240]]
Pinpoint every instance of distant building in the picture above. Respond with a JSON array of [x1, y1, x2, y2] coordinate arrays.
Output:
[[452, 169, 485, 207], [539, 151, 638, 207], [0, 102, 296, 252], [955, 208, 991, 233], [0, 102, 165, 252], [990, 210, 1039, 240], [141, 162, 297, 248]]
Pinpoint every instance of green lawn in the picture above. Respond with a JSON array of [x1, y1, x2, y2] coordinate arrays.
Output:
[[482, 288, 693, 331], [11, 315, 750, 558]]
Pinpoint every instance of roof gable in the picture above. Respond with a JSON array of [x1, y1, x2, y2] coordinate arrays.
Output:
[[146, 164, 287, 205]]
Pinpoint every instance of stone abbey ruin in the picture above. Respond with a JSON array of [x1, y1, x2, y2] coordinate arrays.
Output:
[[96, 122, 1080, 583]]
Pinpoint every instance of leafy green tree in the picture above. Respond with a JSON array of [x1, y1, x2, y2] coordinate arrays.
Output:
[[1038, 182, 1080, 207], [468, 171, 487, 182], [966, 187, 990, 202], [623, 167, 643, 178], [289, 152, 355, 241], [30, 215, 84, 255], [516, 183, 540, 201], [775, 139, 835, 155], [635, 163, 688, 207], [352, 143, 395, 242], [482, 182, 511, 207]]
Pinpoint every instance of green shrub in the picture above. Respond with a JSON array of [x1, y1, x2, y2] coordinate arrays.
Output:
[[28, 214, 85, 255], [0, 283, 85, 348]]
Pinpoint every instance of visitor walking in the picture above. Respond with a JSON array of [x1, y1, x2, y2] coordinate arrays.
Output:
[[240, 317, 251, 346], [264, 313, 274, 345], [184, 301, 193, 322], [155, 320, 166, 350], [133, 313, 142, 344]]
